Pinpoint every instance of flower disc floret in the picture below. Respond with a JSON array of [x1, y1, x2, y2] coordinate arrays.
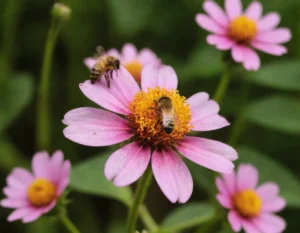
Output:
[[128, 87, 192, 147], [229, 16, 257, 43]]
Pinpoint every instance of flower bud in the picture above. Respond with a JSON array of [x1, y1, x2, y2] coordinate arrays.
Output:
[[51, 3, 71, 21]]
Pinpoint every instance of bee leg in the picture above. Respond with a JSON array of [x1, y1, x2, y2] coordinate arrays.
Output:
[[104, 74, 110, 88], [109, 70, 113, 80]]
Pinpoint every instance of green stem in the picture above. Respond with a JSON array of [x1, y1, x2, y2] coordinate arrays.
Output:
[[213, 65, 232, 104], [36, 13, 63, 150], [58, 212, 81, 233], [126, 167, 153, 233], [140, 205, 159, 232]]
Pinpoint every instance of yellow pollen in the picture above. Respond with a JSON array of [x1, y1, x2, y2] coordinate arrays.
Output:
[[229, 16, 257, 43], [124, 61, 143, 84], [128, 87, 192, 147], [233, 189, 262, 218], [27, 178, 57, 207]]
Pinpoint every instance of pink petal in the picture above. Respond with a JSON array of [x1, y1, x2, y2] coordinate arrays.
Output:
[[195, 14, 227, 35], [138, 48, 161, 66], [228, 210, 243, 232], [84, 57, 97, 70], [216, 194, 232, 208], [152, 148, 193, 203], [231, 45, 246, 62], [254, 28, 292, 44], [256, 182, 279, 201], [3, 187, 27, 200], [225, 0, 242, 20], [49, 150, 64, 184], [121, 43, 138, 63], [7, 168, 34, 189], [1, 199, 29, 208], [222, 172, 237, 195], [176, 136, 237, 173], [216, 177, 230, 196], [79, 66, 140, 115], [258, 13, 281, 32], [141, 65, 178, 91], [22, 210, 42, 223], [32, 151, 51, 179], [262, 197, 286, 212], [237, 164, 258, 191], [245, 1, 262, 21], [104, 142, 151, 187], [7, 207, 34, 222], [242, 47, 260, 71], [106, 48, 121, 60], [251, 42, 287, 56], [57, 161, 71, 195], [242, 219, 261, 233], [63, 108, 133, 147], [253, 214, 286, 233], [207, 35, 235, 50], [203, 1, 229, 27]]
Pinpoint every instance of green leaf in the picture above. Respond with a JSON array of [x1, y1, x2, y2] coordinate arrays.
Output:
[[245, 95, 300, 134], [161, 202, 215, 232], [247, 60, 300, 91], [0, 73, 34, 136], [237, 146, 300, 208], [70, 153, 132, 205]]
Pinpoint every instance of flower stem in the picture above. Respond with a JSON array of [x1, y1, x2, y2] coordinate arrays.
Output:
[[58, 211, 81, 233], [126, 166, 153, 233], [213, 65, 232, 104]]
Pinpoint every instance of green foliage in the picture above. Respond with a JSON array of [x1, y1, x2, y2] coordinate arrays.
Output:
[[70, 152, 132, 206], [245, 95, 300, 134]]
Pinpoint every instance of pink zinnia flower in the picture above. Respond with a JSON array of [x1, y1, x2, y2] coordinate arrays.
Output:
[[63, 65, 238, 203], [195, 0, 291, 70], [84, 43, 161, 83], [0, 151, 71, 223], [216, 164, 286, 233]]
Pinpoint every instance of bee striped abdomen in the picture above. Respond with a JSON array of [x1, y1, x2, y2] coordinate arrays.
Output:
[[90, 67, 103, 84]]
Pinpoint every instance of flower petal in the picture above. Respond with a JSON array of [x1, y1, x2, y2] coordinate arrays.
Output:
[[32, 151, 51, 179], [177, 136, 237, 173], [242, 47, 260, 71], [228, 210, 243, 232], [216, 194, 232, 208], [225, 0, 242, 20], [254, 28, 292, 44], [79, 66, 140, 115], [253, 214, 286, 233], [216, 177, 230, 196], [245, 1, 262, 21], [256, 182, 279, 201], [7, 168, 34, 189], [0, 199, 29, 209], [121, 43, 138, 63], [203, 1, 229, 27], [222, 173, 237, 195], [22, 210, 42, 223], [106, 48, 121, 60], [195, 14, 227, 34], [231, 45, 246, 62], [237, 164, 258, 191], [152, 148, 193, 203], [63, 108, 133, 147], [104, 142, 151, 187], [258, 13, 281, 32], [138, 48, 161, 66], [84, 57, 97, 70], [262, 197, 286, 212], [251, 42, 287, 56], [8, 207, 34, 222], [57, 161, 71, 195], [207, 35, 236, 50], [49, 150, 64, 184], [242, 219, 261, 233], [3, 187, 27, 200]]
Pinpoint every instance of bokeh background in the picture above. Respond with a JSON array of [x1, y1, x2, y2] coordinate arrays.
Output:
[[1, 0, 300, 232]]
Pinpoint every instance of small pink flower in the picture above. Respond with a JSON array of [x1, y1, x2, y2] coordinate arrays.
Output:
[[63, 65, 237, 203], [84, 43, 161, 83], [0, 151, 71, 223], [195, 0, 291, 71], [216, 164, 286, 233]]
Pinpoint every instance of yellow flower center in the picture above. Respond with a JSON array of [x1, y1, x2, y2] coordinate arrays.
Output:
[[124, 61, 143, 84], [128, 87, 192, 147], [27, 178, 57, 207], [228, 16, 257, 43], [233, 189, 262, 218]]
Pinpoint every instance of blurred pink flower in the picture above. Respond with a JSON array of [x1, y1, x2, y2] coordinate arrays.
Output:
[[84, 43, 161, 83], [1, 151, 71, 223], [195, 0, 291, 71], [216, 164, 286, 233], [63, 65, 238, 203]]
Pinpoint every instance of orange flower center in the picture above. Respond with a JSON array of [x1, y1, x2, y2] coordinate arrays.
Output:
[[128, 87, 192, 147], [27, 178, 57, 207], [233, 189, 262, 218], [228, 16, 257, 43], [124, 61, 143, 83]]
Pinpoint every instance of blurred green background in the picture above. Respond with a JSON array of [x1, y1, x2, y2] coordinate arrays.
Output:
[[1, 0, 300, 232]]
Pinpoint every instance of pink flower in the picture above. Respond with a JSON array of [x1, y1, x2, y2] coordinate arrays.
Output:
[[63, 65, 238, 203], [216, 164, 286, 233], [1, 151, 71, 223], [84, 43, 161, 83], [195, 0, 291, 71]]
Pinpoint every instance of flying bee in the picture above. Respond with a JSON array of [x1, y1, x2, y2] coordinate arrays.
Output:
[[90, 46, 120, 88], [155, 96, 176, 134]]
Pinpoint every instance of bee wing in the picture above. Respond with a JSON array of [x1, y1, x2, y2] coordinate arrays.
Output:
[[96, 46, 106, 56]]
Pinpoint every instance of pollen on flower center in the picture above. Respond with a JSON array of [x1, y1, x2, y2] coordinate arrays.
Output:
[[228, 16, 257, 43], [233, 189, 262, 218], [124, 61, 143, 83], [27, 178, 57, 207], [128, 87, 192, 147]]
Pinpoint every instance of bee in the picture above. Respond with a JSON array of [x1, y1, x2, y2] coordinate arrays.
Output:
[[156, 96, 176, 134], [90, 46, 120, 88]]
